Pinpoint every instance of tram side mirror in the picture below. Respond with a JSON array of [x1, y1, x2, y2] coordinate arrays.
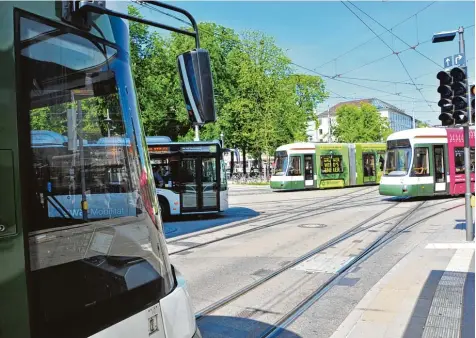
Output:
[[177, 49, 216, 125]]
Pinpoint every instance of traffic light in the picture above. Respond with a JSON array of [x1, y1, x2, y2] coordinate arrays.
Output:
[[450, 67, 468, 124], [471, 84, 475, 123], [437, 70, 454, 125]]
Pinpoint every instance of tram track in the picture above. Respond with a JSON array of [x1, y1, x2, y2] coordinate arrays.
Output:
[[167, 187, 378, 246], [194, 198, 463, 330], [258, 201, 465, 338], [195, 201, 404, 319], [167, 187, 380, 256], [168, 193, 457, 256]]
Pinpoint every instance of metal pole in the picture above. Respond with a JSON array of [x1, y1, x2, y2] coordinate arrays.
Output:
[[412, 101, 416, 129], [458, 26, 474, 241], [194, 124, 199, 141], [77, 100, 88, 221], [107, 108, 111, 137], [327, 103, 331, 143]]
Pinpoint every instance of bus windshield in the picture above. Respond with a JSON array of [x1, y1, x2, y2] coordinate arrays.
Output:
[[274, 151, 288, 176]]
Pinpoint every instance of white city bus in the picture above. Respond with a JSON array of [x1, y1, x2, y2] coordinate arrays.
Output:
[[146, 136, 229, 217]]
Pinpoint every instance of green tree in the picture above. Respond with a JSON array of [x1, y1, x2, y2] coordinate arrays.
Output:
[[288, 74, 328, 127], [416, 120, 430, 128], [333, 102, 392, 142]]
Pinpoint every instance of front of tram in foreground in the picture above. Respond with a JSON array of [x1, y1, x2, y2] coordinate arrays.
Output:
[[0, 1, 210, 338], [379, 127, 475, 198]]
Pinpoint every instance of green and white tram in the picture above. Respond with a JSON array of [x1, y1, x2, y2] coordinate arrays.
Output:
[[146, 137, 229, 217], [270, 142, 386, 190], [379, 127, 475, 197], [0, 1, 211, 338]]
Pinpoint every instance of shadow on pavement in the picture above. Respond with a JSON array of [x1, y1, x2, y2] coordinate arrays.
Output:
[[198, 315, 302, 338], [164, 207, 260, 239]]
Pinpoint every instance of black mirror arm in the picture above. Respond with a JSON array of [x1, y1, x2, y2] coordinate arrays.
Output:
[[78, 0, 200, 48]]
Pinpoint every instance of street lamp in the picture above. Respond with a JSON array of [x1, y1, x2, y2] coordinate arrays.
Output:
[[433, 27, 474, 241], [432, 30, 457, 43], [220, 132, 224, 147]]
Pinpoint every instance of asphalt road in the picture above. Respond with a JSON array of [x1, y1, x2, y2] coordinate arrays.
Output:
[[165, 184, 466, 338]]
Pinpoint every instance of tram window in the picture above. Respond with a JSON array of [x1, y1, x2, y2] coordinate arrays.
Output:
[[320, 155, 343, 174], [362, 153, 375, 177], [287, 156, 301, 176], [412, 147, 430, 176], [377, 151, 385, 171], [17, 14, 173, 337], [454, 147, 475, 174]]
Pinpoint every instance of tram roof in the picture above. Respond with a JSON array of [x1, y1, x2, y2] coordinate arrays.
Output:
[[387, 127, 449, 141], [276, 142, 316, 151]]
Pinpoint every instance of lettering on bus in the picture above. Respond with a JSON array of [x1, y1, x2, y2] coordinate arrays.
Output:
[[180, 145, 217, 153], [149, 146, 170, 154]]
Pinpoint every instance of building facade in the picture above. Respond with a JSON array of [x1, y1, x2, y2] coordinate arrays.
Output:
[[307, 98, 416, 143]]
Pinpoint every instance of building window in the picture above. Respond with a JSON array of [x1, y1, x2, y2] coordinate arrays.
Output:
[[319, 129, 322, 135]]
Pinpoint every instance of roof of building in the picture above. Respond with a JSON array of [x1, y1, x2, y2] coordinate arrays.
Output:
[[317, 98, 409, 118]]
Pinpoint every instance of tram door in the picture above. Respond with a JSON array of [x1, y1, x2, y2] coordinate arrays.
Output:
[[433, 145, 446, 193], [304, 155, 314, 187], [180, 156, 218, 212]]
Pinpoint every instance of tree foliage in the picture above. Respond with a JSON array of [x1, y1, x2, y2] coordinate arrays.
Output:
[[333, 103, 392, 143], [127, 5, 328, 156], [416, 120, 430, 128]]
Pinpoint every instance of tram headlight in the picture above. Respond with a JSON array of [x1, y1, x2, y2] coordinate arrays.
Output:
[[402, 184, 408, 193]]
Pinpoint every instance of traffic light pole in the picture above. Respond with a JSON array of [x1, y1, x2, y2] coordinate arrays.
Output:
[[458, 26, 474, 241]]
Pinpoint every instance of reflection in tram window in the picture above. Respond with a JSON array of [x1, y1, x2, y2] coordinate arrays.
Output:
[[454, 147, 476, 174], [274, 151, 288, 176], [18, 15, 173, 338], [384, 147, 411, 176], [288, 156, 301, 176], [363, 153, 375, 180], [412, 147, 430, 176]]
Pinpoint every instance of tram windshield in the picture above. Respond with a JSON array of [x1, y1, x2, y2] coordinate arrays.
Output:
[[274, 151, 289, 176], [384, 139, 412, 176], [18, 14, 173, 337]]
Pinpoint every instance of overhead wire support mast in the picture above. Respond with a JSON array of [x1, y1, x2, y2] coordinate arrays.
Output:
[[433, 27, 474, 241]]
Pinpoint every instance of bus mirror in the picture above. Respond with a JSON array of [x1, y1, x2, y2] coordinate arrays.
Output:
[[177, 49, 216, 125]]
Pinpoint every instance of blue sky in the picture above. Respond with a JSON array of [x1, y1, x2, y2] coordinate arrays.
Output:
[[115, 1, 475, 125]]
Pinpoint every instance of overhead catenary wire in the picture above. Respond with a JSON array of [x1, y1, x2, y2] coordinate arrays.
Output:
[[349, 1, 442, 70], [314, 1, 436, 70], [341, 1, 435, 114], [133, 1, 473, 114]]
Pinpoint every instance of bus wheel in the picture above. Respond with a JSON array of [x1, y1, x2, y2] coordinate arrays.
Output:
[[159, 200, 170, 220]]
